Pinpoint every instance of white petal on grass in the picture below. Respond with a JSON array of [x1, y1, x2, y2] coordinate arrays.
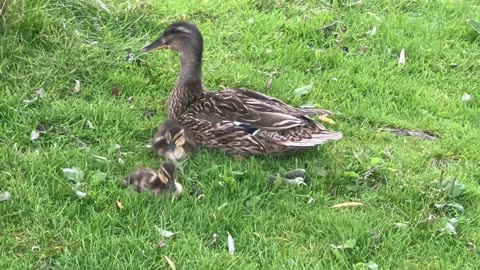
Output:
[[293, 85, 313, 96], [398, 48, 406, 65], [155, 226, 175, 238], [0, 191, 11, 202], [30, 130, 41, 141], [462, 93, 471, 102], [62, 167, 84, 182], [227, 232, 235, 255], [73, 80, 81, 93], [368, 26, 377, 36]]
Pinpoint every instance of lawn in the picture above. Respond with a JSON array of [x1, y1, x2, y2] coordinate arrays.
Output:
[[1, 0, 480, 269]]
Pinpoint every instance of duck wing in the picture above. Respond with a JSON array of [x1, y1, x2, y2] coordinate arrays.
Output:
[[197, 88, 332, 131]]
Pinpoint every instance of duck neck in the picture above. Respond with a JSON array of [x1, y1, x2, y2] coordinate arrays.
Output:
[[168, 49, 204, 119]]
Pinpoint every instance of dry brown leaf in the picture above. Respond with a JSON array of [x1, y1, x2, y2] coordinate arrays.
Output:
[[116, 198, 123, 209], [164, 255, 176, 270], [111, 86, 121, 97], [331, 202, 365, 208]]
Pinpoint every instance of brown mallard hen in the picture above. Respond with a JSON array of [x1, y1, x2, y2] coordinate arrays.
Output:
[[140, 21, 342, 156]]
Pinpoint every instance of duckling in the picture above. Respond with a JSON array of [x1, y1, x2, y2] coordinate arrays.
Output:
[[150, 119, 197, 160], [122, 162, 183, 197]]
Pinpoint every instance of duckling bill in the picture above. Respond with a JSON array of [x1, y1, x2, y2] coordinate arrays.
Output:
[[122, 162, 183, 197], [151, 119, 197, 160]]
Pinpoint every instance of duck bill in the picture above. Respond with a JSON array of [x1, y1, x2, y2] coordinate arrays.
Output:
[[140, 38, 169, 52]]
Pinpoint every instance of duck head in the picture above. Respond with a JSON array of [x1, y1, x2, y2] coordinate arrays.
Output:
[[140, 21, 203, 54]]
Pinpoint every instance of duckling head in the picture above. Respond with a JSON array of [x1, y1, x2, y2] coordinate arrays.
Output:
[[140, 21, 203, 55], [151, 120, 194, 160], [155, 162, 183, 196]]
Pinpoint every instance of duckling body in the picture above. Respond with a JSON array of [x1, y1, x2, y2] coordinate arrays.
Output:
[[141, 21, 342, 156], [123, 162, 183, 196], [151, 119, 197, 160]]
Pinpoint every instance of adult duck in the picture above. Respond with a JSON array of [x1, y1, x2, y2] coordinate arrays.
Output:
[[140, 21, 342, 156]]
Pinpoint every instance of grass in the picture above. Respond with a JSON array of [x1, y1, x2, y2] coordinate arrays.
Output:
[[1, 0, 480, 269]]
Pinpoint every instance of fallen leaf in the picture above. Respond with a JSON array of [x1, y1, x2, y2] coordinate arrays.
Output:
[[164, 256, 176, 270], [217, 202, 228, 211], [30, 130, 41, 141], [467, 19, 480, 34], [367, 262, 379, 270], [462, 93, 471, 102], [95, 0, 110, 12], [155, 226, 175, 238], [92, 155, 108, 162], [434, 202, 464, 212], [74, 190, 87, 199], [441, 179, 465, 198], [85, 119, 94, 129], [91, 171, 107, 184], [398, 48, 406, 65], [282, 168, 307, 180], [381, 127, 438, 140], [62, 167, 84, 182], [34, 88, 46, 98], [157, 239, 167, 249], [394, 222, 409, 228], [227, 232, 235, 255], [116, 198, 124, 209], [318, 115, 336, 125], [438, 217, 458, 235], [73, 80, 81, 94], [331, 202, 365, 208], [284, 177, 307, 186], [331, 239, 356, 250], [111, 86, 121, 97], [293, 85, 313, 96], [265, 77, 273, 89], [0, 191, 11, 202], [207, 233, 219, 246]]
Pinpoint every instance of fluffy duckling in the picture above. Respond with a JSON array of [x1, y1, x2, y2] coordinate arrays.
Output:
[[150, 119, 197, 160], [122, 162, 183, 197]]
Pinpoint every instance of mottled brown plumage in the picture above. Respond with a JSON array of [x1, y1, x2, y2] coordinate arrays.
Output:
[[141, 21, 342, 155], [122, 162, 183, 196], [150, 119, 197, 160]]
